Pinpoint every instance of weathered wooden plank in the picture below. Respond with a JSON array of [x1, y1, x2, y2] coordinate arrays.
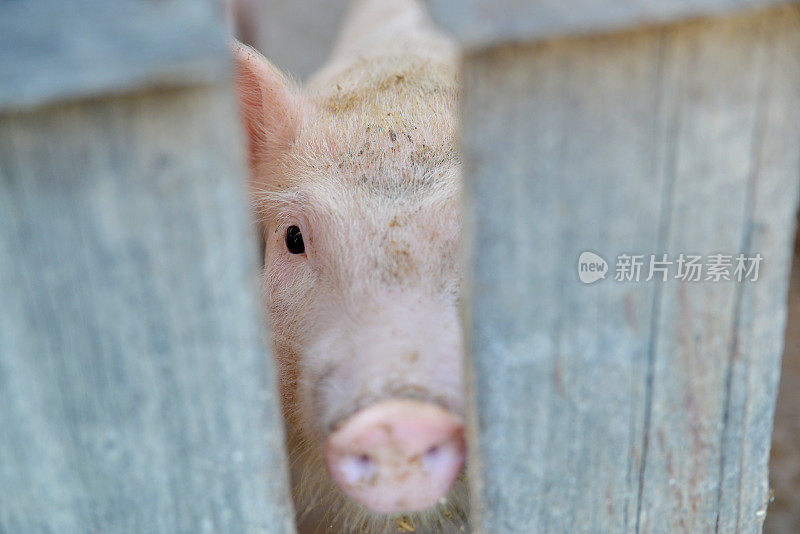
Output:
[[427, 0, 794, 48], [461, 26, 665, 534], [459, 5, 800, 532], [0, 0, 229, 111], [0, 87, 296, 533], [637, 9, 800, 533]]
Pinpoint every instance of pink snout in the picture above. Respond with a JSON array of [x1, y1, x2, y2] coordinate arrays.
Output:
[[324, 399, 466, 514]]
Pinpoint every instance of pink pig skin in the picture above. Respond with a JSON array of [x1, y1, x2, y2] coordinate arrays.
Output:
[[232, 1, 467, 531]]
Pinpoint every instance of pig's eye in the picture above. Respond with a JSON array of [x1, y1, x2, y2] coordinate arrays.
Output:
[[285, 226, 305, 254]]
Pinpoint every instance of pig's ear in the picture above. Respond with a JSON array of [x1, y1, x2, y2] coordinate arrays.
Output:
[[231, 41, 300, 189]]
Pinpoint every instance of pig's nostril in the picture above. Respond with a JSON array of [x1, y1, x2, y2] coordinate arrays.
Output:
[[422, 440, 460, 475], [337, 453, 376, 485]]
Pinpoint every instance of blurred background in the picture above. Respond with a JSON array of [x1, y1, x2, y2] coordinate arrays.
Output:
[[766, 223, 800, 533], [224, 0, 350, 81]]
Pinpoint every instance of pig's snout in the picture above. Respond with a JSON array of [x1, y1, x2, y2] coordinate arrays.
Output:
[[324, 399, 465, 514]]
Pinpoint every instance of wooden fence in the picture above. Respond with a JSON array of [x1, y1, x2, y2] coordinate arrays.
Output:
[[0, 1, 294, 532], [1, 0, 799, 532], [427, 1, 800, 532]]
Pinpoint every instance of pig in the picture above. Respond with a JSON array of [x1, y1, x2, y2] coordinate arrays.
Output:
[[231, 0, 467, 531]]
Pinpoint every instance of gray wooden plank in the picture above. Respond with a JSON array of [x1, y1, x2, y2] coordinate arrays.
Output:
[[459, 5, 800, 532], [638, 9, 800, 533], [461, 25, 666, 534], [427, 0, 794, 48], [0, 86, 296, 533], [672, 9, 799, 532], [0, 0, 229, 111]]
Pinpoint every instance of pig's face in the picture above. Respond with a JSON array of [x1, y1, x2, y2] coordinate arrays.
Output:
[[262, 122, 465, 434], [233, 43, 467, 527]]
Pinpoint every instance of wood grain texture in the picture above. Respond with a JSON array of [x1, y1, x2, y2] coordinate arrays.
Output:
[[0, 0, 229, 112], [458, 5, 800, 532], [0, 87, 296, 533], [427, 0, 794, 48]]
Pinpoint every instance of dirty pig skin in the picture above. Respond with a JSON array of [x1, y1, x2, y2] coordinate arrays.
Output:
[[232, 0, 467, 531]]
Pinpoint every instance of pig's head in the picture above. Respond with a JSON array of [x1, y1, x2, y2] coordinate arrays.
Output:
[[232, 42, 467, 525]]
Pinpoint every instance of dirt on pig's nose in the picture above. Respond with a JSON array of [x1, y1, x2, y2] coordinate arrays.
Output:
[[323, 399, 466, 514]]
